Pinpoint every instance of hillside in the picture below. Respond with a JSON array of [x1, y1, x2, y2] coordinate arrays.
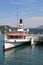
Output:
[[0, 25, 43, 34], [37, 25, 43, 29], [0, 25, 13, 34], [29, 28, 43, 34]]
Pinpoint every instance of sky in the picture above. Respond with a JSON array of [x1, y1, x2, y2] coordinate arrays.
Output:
[[0, 0, 43, 28]]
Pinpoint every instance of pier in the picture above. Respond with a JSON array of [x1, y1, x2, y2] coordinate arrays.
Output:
[[31, 34, 43, 45]]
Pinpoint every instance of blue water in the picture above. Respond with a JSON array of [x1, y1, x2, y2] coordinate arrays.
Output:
[[0, 34, 43, 65]]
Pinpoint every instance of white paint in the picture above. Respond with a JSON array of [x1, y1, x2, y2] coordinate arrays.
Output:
[[4, 38, 31, 50], [17, 29, 24, 31], [5, 42, 24, 49], [5, 43, 15, 49], [31, 37, 34, 45]]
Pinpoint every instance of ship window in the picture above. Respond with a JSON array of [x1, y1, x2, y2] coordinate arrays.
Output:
[[7, 36, 14, 39], [7, 35, 18, 39], [10, 36, 13, 38], [24, 36, 25, 39], [18, 36, 23, 39], [14, 36, 18, 38]]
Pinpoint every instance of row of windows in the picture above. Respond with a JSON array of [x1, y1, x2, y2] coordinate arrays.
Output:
[[7, 36, 26, 39]]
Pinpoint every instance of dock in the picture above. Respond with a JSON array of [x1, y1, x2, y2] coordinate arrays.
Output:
[[30, 34, 43, 45]]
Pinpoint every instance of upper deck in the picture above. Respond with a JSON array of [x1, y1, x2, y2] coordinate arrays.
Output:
[[6, 31, 27, 36]]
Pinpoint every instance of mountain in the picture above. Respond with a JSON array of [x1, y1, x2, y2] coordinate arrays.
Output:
[[37, 25, 43, 29], [0, 25, 17, 34], [0, 25, 12, 34], [29, 25, 43, 34]]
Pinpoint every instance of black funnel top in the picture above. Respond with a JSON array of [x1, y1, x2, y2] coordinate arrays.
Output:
[[20, 19, 22, 24]]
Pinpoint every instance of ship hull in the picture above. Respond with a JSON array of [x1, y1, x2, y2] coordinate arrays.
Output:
[[4, 39, 30, 51], [4, 42, 23, 51]]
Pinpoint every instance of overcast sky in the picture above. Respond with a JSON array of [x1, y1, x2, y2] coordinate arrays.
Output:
[[0, 0, 43, 28]]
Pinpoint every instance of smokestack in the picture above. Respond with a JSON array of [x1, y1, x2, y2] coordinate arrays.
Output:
[[20, 19, 22, 24]]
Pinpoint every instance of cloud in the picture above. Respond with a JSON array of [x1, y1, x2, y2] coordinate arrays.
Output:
[[32, 0, 37, 2], [23, 16, 43, 28], [0, 17, 17, 27], [0, 16, 43, 28], [10, 1, 23, 5], [39, 8, 43, 12], [10, 0, 36, 6]]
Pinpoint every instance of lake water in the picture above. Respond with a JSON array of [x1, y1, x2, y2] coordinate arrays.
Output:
[[0, 34, 43, 65]]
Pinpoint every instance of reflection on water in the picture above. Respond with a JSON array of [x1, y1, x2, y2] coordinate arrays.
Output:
[[4, 44, 43, 65], [0, 42, 4, 65]]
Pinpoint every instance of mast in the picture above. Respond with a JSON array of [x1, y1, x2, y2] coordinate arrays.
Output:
[[5, 25, 6, 34], [17, 10, 18, 28], [4, 25, 7, 41]]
